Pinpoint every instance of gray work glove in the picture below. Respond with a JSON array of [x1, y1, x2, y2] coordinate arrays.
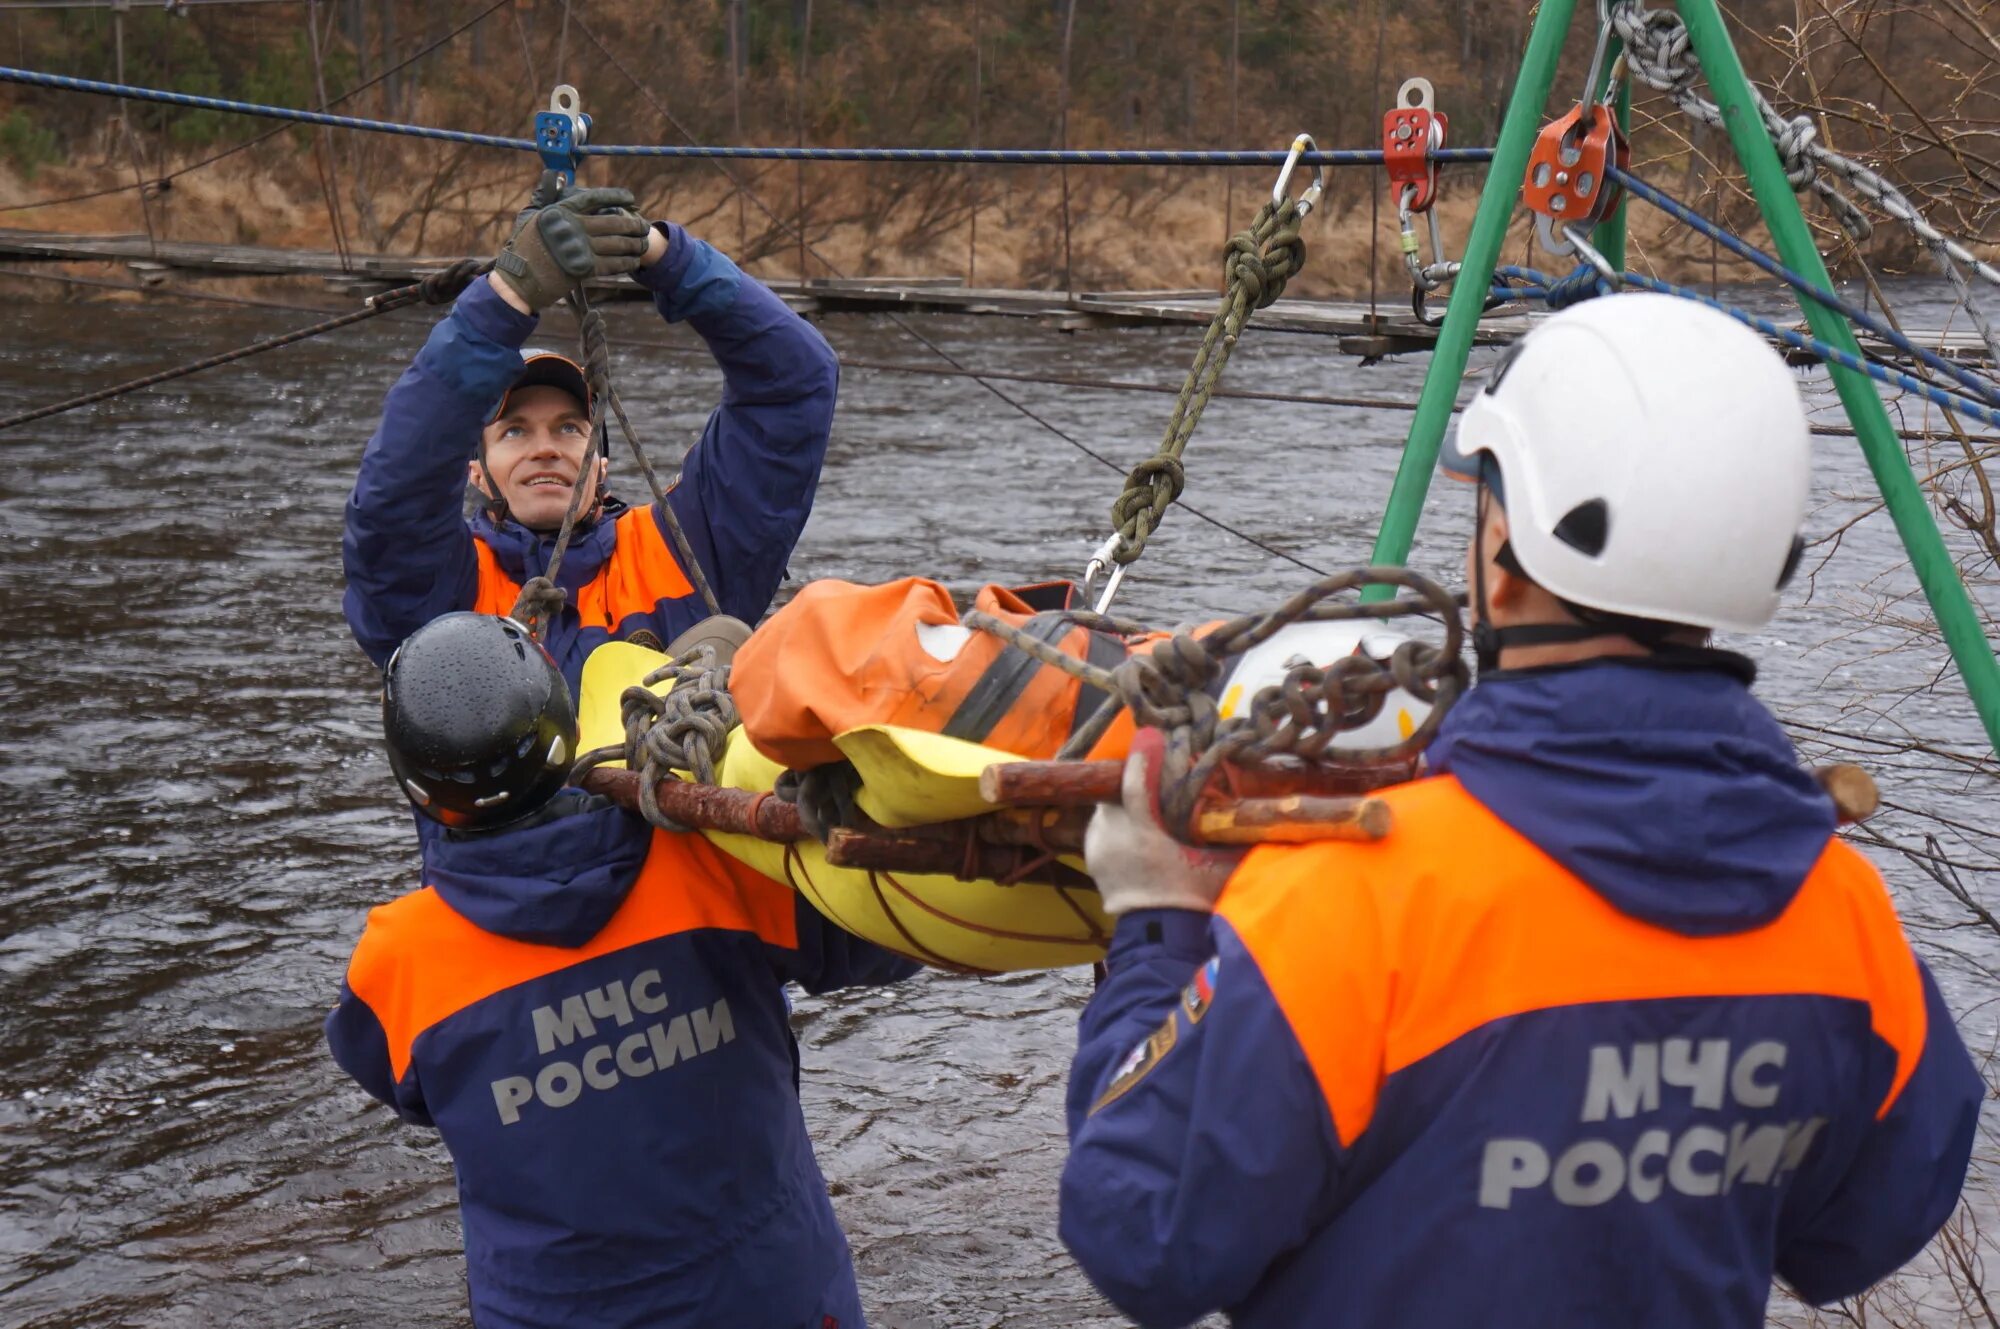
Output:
[[1083, 729, 1244, 916], [493, 170, 651, 313]]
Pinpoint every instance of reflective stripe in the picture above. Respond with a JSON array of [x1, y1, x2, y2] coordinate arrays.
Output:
[[346, 828, 797, 1080], [943, 612, 1075, 744], [470, 507, 695, 630], [1217, 776, 1928, 1147]]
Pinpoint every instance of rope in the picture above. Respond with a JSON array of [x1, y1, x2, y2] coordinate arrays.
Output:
[[582, 145, 1496, 166], [0, 0, 516, 216], [1607, 0, 2000, 363], [509, 283, 724, 638], [966, 566, 1469, 833], [1611, 167, 2000, 409], [506, 297, 613, 639], [0, 259, 487, 431], [578, 293, 724, 619], [0, 67, 540, 152], [1105, 196, 1311, 568], [565, 11, 1337, 582], [0, 67, 1493, 168], [571, 647, 739, 832], [1493, 265, 2000, 432]]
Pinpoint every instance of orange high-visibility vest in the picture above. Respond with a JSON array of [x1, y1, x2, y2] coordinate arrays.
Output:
[[346, 827, 795, 1083], [1216, 774, 1929, 1149], [471, 507, 694, 634]]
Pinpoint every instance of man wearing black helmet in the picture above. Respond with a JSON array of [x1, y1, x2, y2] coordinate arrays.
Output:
[[342, 170, 838, 691], [326, 612, 917, 1329]]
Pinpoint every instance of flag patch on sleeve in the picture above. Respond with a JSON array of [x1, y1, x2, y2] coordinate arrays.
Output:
[[1182, 956, 1218, 1025], [1090, 1011, 1180, 1115]]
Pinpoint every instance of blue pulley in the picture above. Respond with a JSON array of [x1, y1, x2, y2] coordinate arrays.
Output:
[[534, 84, 591, 185]]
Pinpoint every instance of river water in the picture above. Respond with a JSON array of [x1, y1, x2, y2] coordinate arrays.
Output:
[[0, 282, 1994, 1328]]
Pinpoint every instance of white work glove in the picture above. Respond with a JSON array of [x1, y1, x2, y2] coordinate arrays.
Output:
[[1083, 729, 1244, 917]]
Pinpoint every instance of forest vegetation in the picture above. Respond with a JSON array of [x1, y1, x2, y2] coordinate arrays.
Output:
[[0, 0, 1994, 295]]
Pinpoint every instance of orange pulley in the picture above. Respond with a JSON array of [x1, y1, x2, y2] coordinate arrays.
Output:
[[1523, 103, 1629, 231]]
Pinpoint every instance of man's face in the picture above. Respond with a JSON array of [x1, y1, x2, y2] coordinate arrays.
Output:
[[472, 384, 604, 532]]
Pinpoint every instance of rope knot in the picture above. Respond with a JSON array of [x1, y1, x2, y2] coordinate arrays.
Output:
[[509, 575, 567, 640], [1108, 456, 1186, 560], [619, 652, 741, 828]]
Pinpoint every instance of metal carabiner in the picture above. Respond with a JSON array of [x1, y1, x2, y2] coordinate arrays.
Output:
[[1398, 183, 1459, 293], [1079, 532, 1132, 614], [1579, 9, 1616, 113], [1272, 133, 1325, 219], [1561, 224, 1625, 288]]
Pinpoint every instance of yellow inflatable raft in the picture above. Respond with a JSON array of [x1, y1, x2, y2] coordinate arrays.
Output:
[[578, 641, 1110, 974]]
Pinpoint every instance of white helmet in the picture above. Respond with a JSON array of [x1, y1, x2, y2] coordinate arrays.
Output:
[[1444, 292, 1810, 633], [1218, 621, 1432, 748]]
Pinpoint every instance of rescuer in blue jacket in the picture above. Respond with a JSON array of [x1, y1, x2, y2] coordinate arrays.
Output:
[[326, 612, 917, 1328], [1062, 294, 1983, 1328], [342, 172, 839, 691]]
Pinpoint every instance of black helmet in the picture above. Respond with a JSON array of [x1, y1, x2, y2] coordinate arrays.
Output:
[[382, 613, 578, 830]]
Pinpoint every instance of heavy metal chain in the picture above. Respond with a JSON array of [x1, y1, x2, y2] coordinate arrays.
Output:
[[966, 566, 1469, 832]]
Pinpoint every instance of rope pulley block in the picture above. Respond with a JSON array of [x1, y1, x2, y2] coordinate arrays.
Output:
[[1383, 77, 1446, 214], [1525, 19, 1629, 258], [1384, 77, 1463, 307], [535, 84, 591, 186], [1523, 103, 1629, 252]]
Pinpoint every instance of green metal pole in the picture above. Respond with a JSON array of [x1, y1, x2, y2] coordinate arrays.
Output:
[[1365, 0, 1579, 589], [1675, 0, 2000, 755]]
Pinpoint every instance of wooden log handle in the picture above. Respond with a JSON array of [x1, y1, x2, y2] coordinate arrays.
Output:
[[1193, 794, 1393, 844], [578, 767, 808, 841], [979, 757, 1411, 807], [1816, 762, 1879, 824], [823, 827, 1094, 890]]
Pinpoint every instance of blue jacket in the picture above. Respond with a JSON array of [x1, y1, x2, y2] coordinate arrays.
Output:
[[1061, 660, 1981, 1328], [342, 224, 838, 689], [326, 790, 918, 1328]]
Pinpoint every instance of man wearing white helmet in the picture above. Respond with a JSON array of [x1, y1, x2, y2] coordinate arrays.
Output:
[[1059, 293, 1981, 1329]]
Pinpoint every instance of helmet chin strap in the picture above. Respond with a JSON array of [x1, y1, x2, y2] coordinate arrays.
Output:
[[473, 433, 608, 532], [475, 440, 511, 524], [1471, 481, 1635, 675]]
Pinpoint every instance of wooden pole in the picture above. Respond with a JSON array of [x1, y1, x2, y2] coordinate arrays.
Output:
[[729, 0, 746, 253], [1057, 0, 1077, 297], [968, 0, 981, 286], [979, 757, 1414, 806], [1224, 0, 1238, 249], [795, 0, 813, 282], [110, 0, 158, 256]]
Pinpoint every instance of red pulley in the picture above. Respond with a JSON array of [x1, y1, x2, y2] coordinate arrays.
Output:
[[1383, 77, 1446, 213], [1522, 102, 1630, 228]]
